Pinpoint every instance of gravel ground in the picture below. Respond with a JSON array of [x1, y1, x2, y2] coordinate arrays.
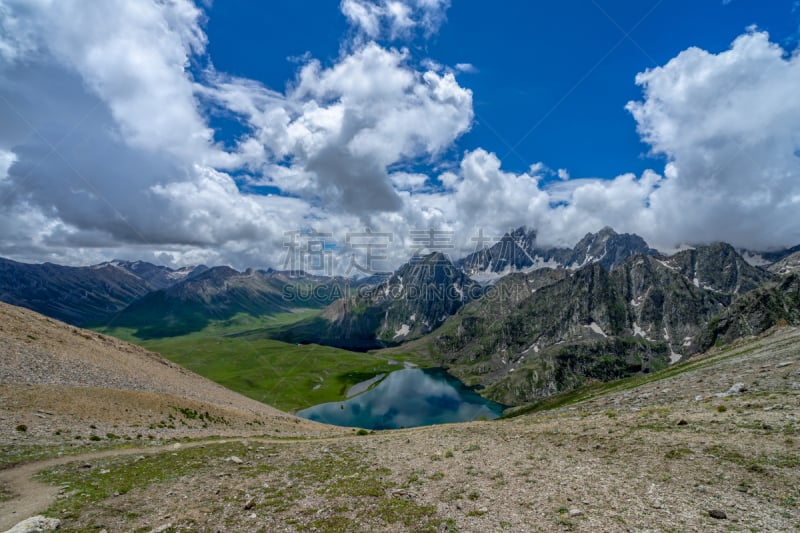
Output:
[[1, 302, 798, 532]]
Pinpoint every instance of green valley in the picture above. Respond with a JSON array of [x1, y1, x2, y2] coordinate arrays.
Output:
[[97, 311, 430, 413]]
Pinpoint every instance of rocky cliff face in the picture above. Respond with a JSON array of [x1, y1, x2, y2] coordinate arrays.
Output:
[[276, 253, 481, 349], [458, 226, 656, 279], [768, 251, 800, 276], [430, 244, 776, 405], [699, 273, 800, 349]]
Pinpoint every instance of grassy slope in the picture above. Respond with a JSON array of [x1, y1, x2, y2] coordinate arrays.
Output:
[[98, 311, 427, 413]]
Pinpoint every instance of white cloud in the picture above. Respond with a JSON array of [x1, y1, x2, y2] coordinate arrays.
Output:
[[454, 62, 478, 74], [204, 42, 473, 217], [390, 171, 429, 191], [0, 0, 798, 274], [341, 0, 450, 40], [626, 29, 800, 249], [0, 149, 14, 180]]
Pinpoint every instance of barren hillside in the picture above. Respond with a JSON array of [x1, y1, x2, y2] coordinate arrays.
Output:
[[1, 302, 798, 532], [0, 302, 344, 447]]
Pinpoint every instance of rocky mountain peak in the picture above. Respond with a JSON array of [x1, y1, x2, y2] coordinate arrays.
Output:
[[665, 242, 771, 294], [458, 225, 655, 279]]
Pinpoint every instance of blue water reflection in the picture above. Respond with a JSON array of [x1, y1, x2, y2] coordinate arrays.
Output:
[[296, 368, 506, 430]]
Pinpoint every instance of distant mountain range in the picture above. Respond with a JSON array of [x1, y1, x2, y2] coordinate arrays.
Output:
[[2, 227, 800, 406], [108, 266, 350, 339], [0, 257, 206, 326]]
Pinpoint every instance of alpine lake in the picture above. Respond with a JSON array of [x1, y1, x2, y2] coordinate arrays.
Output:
[[297, 367, 506, 430]]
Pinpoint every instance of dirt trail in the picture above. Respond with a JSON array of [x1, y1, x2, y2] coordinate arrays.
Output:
[[0, 435, 356, 531]]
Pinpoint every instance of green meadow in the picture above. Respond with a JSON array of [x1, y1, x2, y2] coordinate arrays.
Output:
[[98, 311, 426, 413]]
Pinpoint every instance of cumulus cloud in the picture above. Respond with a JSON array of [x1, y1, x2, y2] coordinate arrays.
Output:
[[0, 0, 798, 274], [204, 42, 473, 218], [626, 29, 800, 249], [341, 0, 450, 40]]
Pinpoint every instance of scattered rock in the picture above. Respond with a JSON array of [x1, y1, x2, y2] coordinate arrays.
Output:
[[244, 496, 256, 510], [715, 383, 747, 397], [568, 508, 584, 517], [4, 516, 61, 532], [708, 509, 727, 520], [776, 362, 792, 368], [77, 463, 92, 470], [676, 419, 688, 426], [226, 456, 243, 464]]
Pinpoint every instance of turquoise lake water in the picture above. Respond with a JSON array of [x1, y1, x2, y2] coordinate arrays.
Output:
[[297, 368, 506, 430]]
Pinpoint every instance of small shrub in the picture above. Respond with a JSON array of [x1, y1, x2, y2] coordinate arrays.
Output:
[[716, 405, 728, 413], [664, 447, 691, 460], [356, 429, 369, 436], [89, 435, 101, 441], [444, 450, 454, 458], [15, 424, 27, 432]]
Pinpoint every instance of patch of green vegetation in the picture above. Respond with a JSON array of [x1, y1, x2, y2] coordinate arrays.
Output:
[[0, 441, 138, 469], [14, 424, 26, 432], [664, 446, 692, 460], [445, 487, 466, 501], [0, 483, 15, 503], [36, 442, 251, 524], [280, 445, 446, 530], [300, 515, 359, 532], [373, 498, 442, 530], [100, 313, 405, 412], [704, 444, 800, 471]]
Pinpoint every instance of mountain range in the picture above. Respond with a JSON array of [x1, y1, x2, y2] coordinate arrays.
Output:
[[2, 226, 800, 405], [0, 257, 206, 326], [458, 226, 657, 280], [272, 252, 481, 350], [420, 243, 777, 404]]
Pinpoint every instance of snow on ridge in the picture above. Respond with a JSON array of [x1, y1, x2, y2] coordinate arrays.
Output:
[[586, 322, 607, 338], [393, 324, 410, 340]]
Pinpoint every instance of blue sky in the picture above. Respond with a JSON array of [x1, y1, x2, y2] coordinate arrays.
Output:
[[205, 0, 799, 180], [0, 0, 799, 270]]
